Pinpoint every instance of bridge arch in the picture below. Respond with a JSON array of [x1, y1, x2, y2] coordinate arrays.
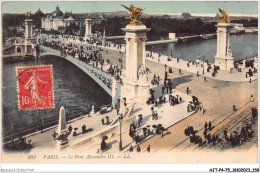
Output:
[[39, 46, 113, 97]]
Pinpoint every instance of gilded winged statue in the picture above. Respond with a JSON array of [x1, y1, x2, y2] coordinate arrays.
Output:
[[25, 11, 31, 19], [218, 8, 230, 23], [86, 12, 91, 19], [122, 4, 144, 25]]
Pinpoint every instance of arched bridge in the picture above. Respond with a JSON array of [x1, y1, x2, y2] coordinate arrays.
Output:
[[39, 46, 113, 96]]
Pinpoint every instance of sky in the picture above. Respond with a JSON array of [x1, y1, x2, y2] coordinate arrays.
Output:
[[1, 1, 258, 15]]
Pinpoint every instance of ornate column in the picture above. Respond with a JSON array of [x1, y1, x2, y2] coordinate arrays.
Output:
[[85, 19, 92, 40], [214, 9, 234, 71], [121, 24, 151, 104]]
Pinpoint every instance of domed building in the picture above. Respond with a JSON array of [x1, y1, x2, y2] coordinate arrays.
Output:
[[41, 5, 104, 31]]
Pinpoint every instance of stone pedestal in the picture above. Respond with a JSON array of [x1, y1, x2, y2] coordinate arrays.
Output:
[[169, 33, 176, 40], [214, 23, 234, 71], [85, 19, 92, 40], [57, 106, 68, 150], [121, 24, 151, 104]]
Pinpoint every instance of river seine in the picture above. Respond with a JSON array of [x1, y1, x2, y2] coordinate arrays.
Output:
[[146, 34, 258, 63]]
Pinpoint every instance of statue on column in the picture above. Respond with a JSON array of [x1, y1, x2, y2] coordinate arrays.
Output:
[[25, 11, 31, 19], [86, 12, 91, 19], [121, 4, 144, 25], [218, 8, 230, 23]]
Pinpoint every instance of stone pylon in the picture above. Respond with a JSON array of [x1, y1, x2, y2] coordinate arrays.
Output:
[[121, 24, 151, 104], [24, 18, 36, 54], [214, 23, 234, 71], [57, 106, 67, 135], [85, 19, 92, 40]]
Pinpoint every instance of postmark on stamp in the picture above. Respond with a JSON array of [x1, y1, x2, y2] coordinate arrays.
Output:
[[16, 65, 55, 110]]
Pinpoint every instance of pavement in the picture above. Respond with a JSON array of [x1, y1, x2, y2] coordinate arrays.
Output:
[[18, 109, 117, 152], [146, 54, 258, 82]]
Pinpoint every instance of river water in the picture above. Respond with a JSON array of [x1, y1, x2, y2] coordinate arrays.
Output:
[[146, 34, 258, 63], [2, 56, 111, 137]]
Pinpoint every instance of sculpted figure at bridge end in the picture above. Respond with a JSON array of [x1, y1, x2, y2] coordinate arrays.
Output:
[[25, 11, 31, 19], [86, 12, 91, 19], [121, 4, 144, 25], [218, 8, 230, 23], [138, 64, 148, 82]]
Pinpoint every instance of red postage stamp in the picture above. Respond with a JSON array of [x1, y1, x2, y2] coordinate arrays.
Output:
[[16, 65, 54, 110]]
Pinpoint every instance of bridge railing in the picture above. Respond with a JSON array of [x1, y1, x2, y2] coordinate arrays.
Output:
[[40, 45, 113, 92]]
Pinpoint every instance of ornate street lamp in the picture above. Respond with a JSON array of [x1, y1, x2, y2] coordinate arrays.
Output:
[[202, 56, 205, 75], [119, 114, 124, 151]]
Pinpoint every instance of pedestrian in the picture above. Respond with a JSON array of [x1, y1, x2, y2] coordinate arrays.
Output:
[[132, 131, 137, 142], [138, 115, 143, 127], [233, 105, 236, 111], [82, 124, 86, 134], [68, 125, 73, 134], [204, 77, 207, 82], [106, 116, 109, 125], [162, 87, 165, 94], [250, 95, 254, 102], [129, 145, 133, 152], [52, 131, 57, 140], [169, 86, 172, 94], [135, 134, 139, 144], [208, 121, 212, 131], [212, 134, 216, 145], [117, 107, 119, 115], [186, 87, 189, 94], [203, 130, 207, 140], [204, 122, 208, 131], [179, 69, 181, 75], [200, 106, 204, 113], [207, 133, 211, 144], [224, 129, 228, 139], [147, 145, 151, 153], [101, 118, 105, 125], [137, 146, 141, 152]]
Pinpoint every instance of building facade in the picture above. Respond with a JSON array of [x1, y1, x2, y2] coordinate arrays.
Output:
[[41, 5, 104, 31]]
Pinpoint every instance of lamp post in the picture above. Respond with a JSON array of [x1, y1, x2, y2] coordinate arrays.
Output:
[[119, 59, 122, 69], [119, 114, 123, 151], [164, 64, 167, 72], [202, 56, 205, 75]]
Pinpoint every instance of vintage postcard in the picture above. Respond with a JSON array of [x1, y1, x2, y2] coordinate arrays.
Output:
[[1, 0, 259, 171]]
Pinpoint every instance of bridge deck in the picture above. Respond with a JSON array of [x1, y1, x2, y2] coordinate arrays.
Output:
[[40, 46, 113, 96]]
